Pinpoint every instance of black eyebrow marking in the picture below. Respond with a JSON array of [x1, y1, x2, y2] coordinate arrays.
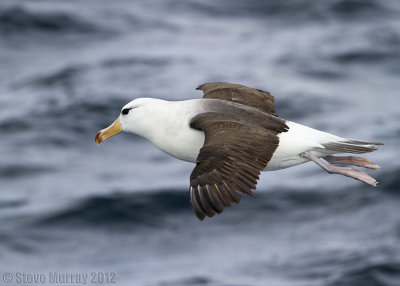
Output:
[[121, 108, 133, 115]]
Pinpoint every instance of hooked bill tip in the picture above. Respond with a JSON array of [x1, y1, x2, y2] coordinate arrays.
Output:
[[95, 132, 102, 145]]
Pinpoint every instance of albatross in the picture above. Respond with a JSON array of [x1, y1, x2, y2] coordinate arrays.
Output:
[[95, 82, 383, 220]]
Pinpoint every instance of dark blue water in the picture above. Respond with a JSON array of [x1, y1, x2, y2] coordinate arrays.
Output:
[[1, 0, 399, 285]]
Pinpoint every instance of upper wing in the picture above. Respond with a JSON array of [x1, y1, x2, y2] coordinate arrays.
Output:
[[197, 82, 277, 116], [189, 103, 288, 220]]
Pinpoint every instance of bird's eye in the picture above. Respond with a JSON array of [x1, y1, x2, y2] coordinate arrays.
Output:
[[121, 108, 132, 115]]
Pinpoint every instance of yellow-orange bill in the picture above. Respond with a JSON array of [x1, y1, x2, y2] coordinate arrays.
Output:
[[95, 117, 122, 145]]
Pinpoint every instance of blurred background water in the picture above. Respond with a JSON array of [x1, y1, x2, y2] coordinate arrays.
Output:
[[1, 0, 400, 285]]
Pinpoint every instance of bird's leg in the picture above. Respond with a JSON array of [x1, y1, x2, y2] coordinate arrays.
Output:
[[300, 151, 377, 187], [323, 155, 380, 170]]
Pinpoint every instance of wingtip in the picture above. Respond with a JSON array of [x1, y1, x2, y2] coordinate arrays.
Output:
[[374, 165, 381, 170], [365, 163, 381, 170], [196, 213, 206, 221]]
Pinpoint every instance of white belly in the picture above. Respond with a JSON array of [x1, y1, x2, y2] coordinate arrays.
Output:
[[163, 127, 204, 163], [264, 121, 342, 171], [151, 121, 205, 163]]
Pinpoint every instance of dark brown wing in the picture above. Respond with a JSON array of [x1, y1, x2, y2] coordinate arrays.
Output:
[[197, 82, 277, 116], [189, 104, 288, 220]]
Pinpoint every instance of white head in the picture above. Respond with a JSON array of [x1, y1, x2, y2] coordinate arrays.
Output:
[[95, 98, 161, 144]]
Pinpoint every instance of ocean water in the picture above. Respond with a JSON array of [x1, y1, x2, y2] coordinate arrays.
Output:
[[1, 0, 400, 285]]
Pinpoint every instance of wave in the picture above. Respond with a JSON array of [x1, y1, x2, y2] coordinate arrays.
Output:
[[158, 276, 213, 286], [275, 94, 341, 120], [24, 65, 85, 88], [37, 191, 191, 227], [330, 0, 388, 18], [0, 199, 26, 209], [327, 262, 400, 286], [36, 183, 388, 228], [16, 53, 170, 89], [377, 167, 400, 196], [0, 164, 53, 179], [0, 90, 129, 145], [0, 6, 99, 35], [101, 56, 170, 69], [170, 0, 391, 22], [333, 50, 400, 65]]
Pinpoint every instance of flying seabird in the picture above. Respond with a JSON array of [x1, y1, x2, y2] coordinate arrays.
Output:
[[95, 82, 383, 220]]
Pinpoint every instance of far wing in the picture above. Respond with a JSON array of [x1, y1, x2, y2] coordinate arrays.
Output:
[[197, 82, 277, 116]]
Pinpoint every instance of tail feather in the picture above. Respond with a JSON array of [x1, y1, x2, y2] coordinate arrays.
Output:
[[322, 139, 383, 154], [344, 139, 384, 146]]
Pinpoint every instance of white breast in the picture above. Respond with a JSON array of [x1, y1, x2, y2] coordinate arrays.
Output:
[[160, 125, 204, 163], [145, 99, 205, 163]]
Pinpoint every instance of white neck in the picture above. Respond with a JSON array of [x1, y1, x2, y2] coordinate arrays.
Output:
[[126, 99, 205, 162]]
